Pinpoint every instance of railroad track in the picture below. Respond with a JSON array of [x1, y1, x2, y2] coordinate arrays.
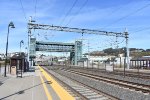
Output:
[[76, 67, 150, 79], [113, 70, 150, 79], [49, 65, 150, 79], [43, 66, 118, 100], [62, 68, 150, 94]]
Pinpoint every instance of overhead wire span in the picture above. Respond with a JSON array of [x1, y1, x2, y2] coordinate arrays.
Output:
[[65, 0, 89, 26], [119, 39, 125, 44], [102, 2, 150, 28], [19, 0, 27, 21], [59, 0, 78, 26], [34, 0, 38, 19], [133, 27, 150, 33], [49, 0, 78, 36], [99, 1, 132, 30]]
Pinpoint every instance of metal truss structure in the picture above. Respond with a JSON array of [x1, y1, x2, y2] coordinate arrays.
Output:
[[29, 38, 82, 65], [28, 23, 126, 37], [36, 41, 75, 52], [28, 17, 129, 68]]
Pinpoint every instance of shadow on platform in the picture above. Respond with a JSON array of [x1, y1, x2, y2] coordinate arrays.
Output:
[[0, 81, 51, 100]]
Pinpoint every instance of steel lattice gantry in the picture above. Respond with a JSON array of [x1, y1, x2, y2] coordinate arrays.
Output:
[[28, 23, 126, 37], [29, 38, 82, 65], [28, 20, 130, 68]]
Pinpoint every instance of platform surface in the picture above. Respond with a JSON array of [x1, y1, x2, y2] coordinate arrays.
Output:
[[0, 66, 74, 100]]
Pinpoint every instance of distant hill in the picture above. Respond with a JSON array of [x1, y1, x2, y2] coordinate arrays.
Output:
[[86, 48, 150, 57]]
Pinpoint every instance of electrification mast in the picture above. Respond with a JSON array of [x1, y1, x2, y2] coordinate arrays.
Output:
[[28, 22, 130, 69]]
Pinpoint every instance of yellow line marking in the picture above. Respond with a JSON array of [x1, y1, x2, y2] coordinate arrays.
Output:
[[39, 66, 75, 100], [39, 71, 52, 100]]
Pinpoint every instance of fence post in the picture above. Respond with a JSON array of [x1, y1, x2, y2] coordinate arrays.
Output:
[[113, 61, 114, 71], [92, 60, 93, 69], [105, 61, 106, 71], [0, 63, 1, 75], [98, 60, 100, 69]]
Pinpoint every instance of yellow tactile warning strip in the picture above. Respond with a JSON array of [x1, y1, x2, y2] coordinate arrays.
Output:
[[39, 71, 52, 100], [38, 65, 75, 100]]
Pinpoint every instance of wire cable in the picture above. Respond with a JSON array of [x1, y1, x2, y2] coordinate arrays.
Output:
[[34, 0, 38, 19], [59, 0, 78, 26], [65, 0, 88, 26], [133, 27, 150, 33], [19, 0, 27, 21], [103, 3, 150, 28]]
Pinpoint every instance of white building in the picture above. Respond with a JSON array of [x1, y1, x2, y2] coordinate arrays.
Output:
[[78, 54, 132, 68]]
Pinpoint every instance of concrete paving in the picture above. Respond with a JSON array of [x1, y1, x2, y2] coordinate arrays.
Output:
[[0, 67, 47, 100], [0, 66, 69, 100], [0, 66, 9, 86]]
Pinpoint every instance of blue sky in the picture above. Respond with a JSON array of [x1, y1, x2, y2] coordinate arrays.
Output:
[[0, 0, 150, 54]]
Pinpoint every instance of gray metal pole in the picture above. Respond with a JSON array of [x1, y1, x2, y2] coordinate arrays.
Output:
[[125, 31, 130, 69], [4, 26, 10, 77], [87, 60, 88, 68], [98, 60, 100, 69], [105, 61, 106, 71], [0, 63, 1, 75], [28, 17, 32, 68], [124, 58, 126, 77], [20, 40, 24, 78], [87, 40, 89, 68], [120, 58, 121, 69]]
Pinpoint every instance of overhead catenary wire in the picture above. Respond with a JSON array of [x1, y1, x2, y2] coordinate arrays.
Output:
[[99, 1, 132, 30], [59, 0, 78, 26], [19, 0, 27, 21], [133, 27, 150, 33], [102, 2, 150, 29], [34, 0, 38, 19], [65, 0, 88, 27], [33, 0, 38, 40], [47, 0, 78, 37]]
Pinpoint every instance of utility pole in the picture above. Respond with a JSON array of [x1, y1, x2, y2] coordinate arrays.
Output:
[[87, 40, 90, 68], [28, 16, 36, 68], [116, 35, 119, 50], [28, 17, 32, 68], [125, 29, 130, 69], [20, 40, 24, 78]]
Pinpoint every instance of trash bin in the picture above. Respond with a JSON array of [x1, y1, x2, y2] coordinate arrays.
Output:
[[11, 66, 16, 75]]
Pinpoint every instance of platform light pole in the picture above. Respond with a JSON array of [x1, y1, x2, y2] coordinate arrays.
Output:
[[4, 22, 15, 77], [20, 40, 24, 78]]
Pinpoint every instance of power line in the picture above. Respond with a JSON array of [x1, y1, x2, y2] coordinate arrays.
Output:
[[99, 1, 132, 30], [56, 2, 68, 24], [19, 0, 27, 21], [103, 3, 150, 28], [101, 1, 132, 24], [48, 1, 69, 35], [65, 0, 88, 26], [59, 0, 78, 26], [134, 27, 150, 33], [34, 0, 38, 19], [52, 0, 78, 35]]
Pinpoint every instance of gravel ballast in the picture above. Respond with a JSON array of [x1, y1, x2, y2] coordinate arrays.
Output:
[[73, 68, 150, 86], [50, 68, 150, 100]]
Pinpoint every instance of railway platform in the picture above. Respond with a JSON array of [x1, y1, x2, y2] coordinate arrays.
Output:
[[0, 66, 75, 100]]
